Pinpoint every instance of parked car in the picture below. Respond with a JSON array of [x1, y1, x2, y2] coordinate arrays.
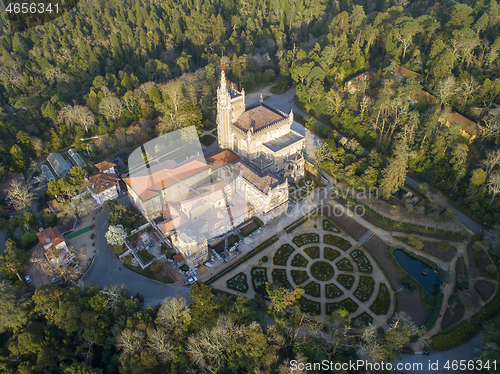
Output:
[[184, 277, 198, 286], [24, 275, 32, 284]]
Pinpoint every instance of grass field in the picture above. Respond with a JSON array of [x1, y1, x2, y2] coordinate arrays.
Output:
[[66, 226, 92, 239]]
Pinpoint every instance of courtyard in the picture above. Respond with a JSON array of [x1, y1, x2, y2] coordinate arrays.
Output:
[[213, 214, 395, 327]]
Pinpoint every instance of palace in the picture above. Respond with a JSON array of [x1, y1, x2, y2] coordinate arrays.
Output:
[[217, 65, 305, 180], [125, 68, 306, 268]]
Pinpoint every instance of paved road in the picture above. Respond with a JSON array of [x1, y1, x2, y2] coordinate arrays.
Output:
[[394, 333, 483, 374], [80, 199, 191, 306], [405, 177, 486, 234]]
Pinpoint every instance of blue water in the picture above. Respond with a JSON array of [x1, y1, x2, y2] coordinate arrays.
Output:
[[393, 249, 442, 295]]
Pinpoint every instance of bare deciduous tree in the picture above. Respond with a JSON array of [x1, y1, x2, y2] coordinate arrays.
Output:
[[6, 179, 35, 211], [482, 149, 500, 173], [436, 76, 461, 106], [487, 171, 500, 201], [99, 96, 124, 123]]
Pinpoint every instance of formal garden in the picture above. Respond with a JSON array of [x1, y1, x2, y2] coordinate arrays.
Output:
[[222, 216, 394, 326]]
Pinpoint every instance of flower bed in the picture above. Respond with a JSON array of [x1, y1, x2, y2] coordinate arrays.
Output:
[[304, 281, 321, 298], [299, 296, 321, 315], [324, 234, 352, 251], [325, 283, 344, 299], [310, 261, 335, 281], [353, 276, 375, 302], [291, 270, 309, 285], [350, 249, 373, 273], [273, 244, 295, 266], [336, 258, 354, 271], [226, 272, 249, 293], [324, 247, 340, 261], [303, 246, 320, 260], [272, 269, 293, 289], [293, 233, 320, 247], [291, 253, 309, 268], [251, 267, 269, 298], [369, 283, 390, 315], [326, 297, 358, 314], [323, 219, 340, 232], [337, 274, 355, 289], [352, 312, 373, 326]]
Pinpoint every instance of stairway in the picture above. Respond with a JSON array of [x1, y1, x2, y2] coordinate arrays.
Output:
[[358, 230, 374, 245]]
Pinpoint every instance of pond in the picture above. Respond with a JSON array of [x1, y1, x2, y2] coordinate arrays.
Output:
[[393, 249, 442, 295]]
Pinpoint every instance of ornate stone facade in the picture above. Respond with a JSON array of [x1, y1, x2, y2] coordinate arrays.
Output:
[[216, 65, 305, 181]]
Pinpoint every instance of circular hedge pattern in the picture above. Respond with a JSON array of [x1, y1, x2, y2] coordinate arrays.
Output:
[[310, 261, 335, 281], [242, 220, 392, 321]]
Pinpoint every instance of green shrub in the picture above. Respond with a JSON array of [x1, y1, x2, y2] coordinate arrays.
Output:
[[123, 254, 133, 267], [408, 234, 424, 250], [437, 241, 451, 252], [113, 245, 124, 255], [424, 293, 444, 331], [431, 321, 477, 350], [149, 260, 164, 274]]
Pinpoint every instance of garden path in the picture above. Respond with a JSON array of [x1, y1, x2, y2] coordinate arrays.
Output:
[[212, 213, 395, 327]]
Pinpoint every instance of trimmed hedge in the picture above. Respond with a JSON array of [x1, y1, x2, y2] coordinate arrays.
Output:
[[205, 235, 278, 285], [424, 293, 444, 332], [430, 320, 477, 350]]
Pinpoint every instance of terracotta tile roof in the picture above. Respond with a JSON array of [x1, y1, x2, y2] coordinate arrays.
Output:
[[233, 104, 287, 133], [413, 89, 436, 104], [446, 112, 481, 136], [173, 253, 184, 262], [205, 149, 240, 169], [394, 64, 419, 79], [36, 227, 64, 246], [233, 160, 283, 194], [88, 173, 120, 194], [124, 157, 211, 201], [48, 199, 63, 214], [95, 161, 116, 172]]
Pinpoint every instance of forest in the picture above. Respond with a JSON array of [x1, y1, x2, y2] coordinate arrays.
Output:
[[1, 0, 500, 372]]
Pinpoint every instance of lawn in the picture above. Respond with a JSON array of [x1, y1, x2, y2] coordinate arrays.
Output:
[[66, 226, 92, 239], [138, 249, 155, 264], [227, 272, 249, 293]]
